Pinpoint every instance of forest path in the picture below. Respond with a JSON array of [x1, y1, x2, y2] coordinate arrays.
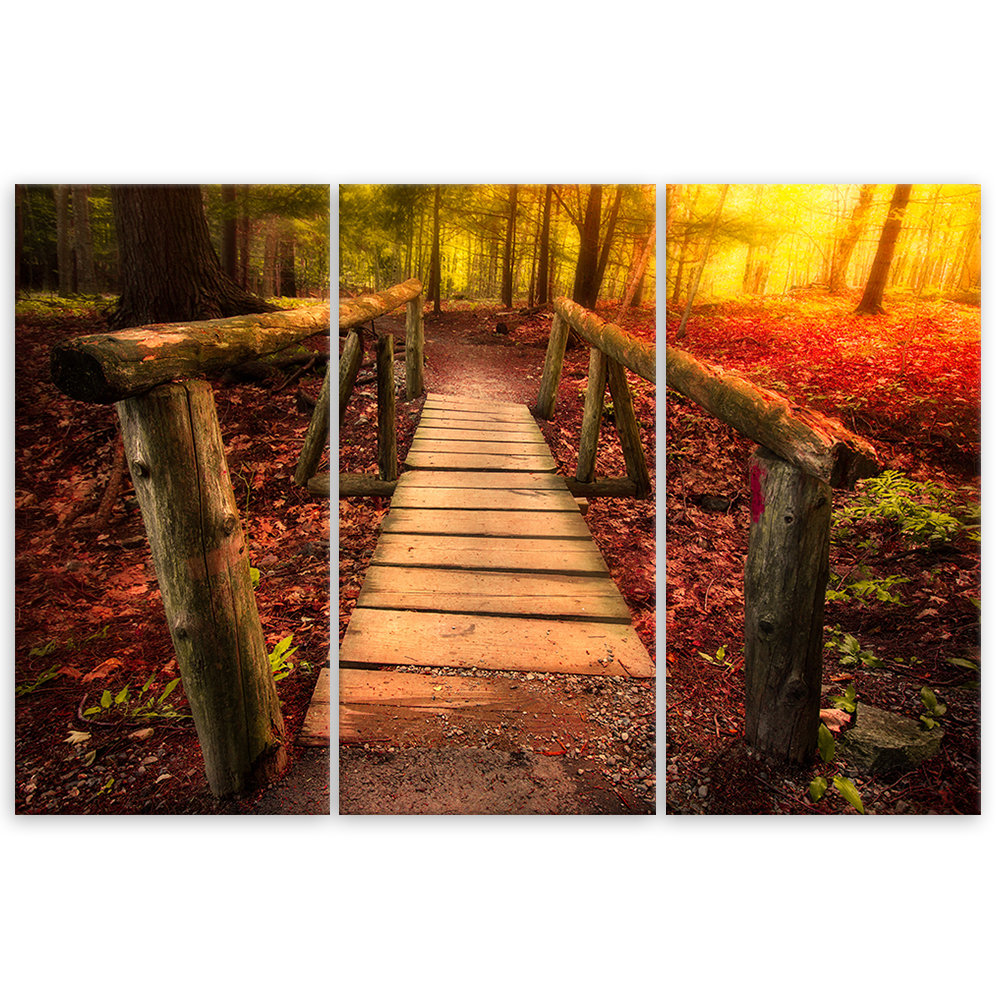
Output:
[[335, 386, 654, 814]]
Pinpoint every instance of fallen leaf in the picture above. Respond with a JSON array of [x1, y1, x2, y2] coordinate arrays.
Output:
[[64, 730, 91, 745], [819, 708, 851, 733]]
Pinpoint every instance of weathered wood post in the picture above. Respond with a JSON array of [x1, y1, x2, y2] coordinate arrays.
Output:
[[744, 448, 832, 763], [405, 293, 425, 400], [534, 311, 570, 419], [294, 365, 331, 488], [338, 327, 364, 424], [576, 348, 608, 482], [376, 329, 397, 481], [117, 380, 287, 795], [606, 358, 651, 499]]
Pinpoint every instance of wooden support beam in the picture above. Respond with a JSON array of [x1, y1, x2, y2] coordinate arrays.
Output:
[[339, 474, 396, 497], [576, 347, 607, 483], [307, 473, 330, 496], [115, 380, 287, 797], [534, 311, 570, 419], [376, 330, 397, 481], [606, 358, 651, 499], [563, 477, 637, 498], [339, 328, 364, 425], [661, 342, 877, 487], [405, 293, 425, 400], [294, 366, 330, 487], [52, 304, 330, 404], [338, 277, 422, 330], [744, 447, 831, 764], [553, 297, 655, 384]]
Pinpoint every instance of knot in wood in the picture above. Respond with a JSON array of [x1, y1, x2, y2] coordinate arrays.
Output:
[[132, 460, 150, 479], [222, 513, 239, 536]]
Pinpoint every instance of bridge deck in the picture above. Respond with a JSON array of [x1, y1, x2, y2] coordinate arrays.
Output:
[[339, 393, 654, 679]]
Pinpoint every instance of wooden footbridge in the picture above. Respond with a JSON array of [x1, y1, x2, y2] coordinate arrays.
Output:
[[334, 282, 655, 756]]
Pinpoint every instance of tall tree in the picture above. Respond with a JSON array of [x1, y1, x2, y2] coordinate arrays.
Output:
[[535, 185, 553, 306], [71, 185, 97, 293], [428, 184, 442, 313], [855, 183, 912, 315], [55, 185, 73, 297], [220, 184, 238, 281], [677, 185, 728, 339], [828, 184, 875, 294], [594, 185, 623, 296], [501, 184, 517, 307], [571, 184, 603, 308], [109, 185, 274, 330]]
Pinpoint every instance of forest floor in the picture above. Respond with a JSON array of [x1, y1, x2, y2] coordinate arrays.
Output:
[[338, 299, 656, 814], [664, 289, 981, 814], [14, 297, 331, 815]]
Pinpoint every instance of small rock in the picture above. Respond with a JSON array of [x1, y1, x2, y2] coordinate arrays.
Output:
[[697, 785, 709, 798]]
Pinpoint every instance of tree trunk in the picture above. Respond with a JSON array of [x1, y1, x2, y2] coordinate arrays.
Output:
[[221, 184, 238, 281], [237, 187, 251, 292], [594, 185, 623, 296], [572, 185, 603, 308], [855, 184, 912, 315], [71, 185, 97, 293], [677, 185, 728, 339], [429, 185, 442, 314], [744, 448, 831, 763], [501, 184, 517, 308], [278, 220, 297, 297], [116, 380, 287, 796], [55, 184, 73, 297], [110, 185, 274, 329], [535, 185, 553, 306]]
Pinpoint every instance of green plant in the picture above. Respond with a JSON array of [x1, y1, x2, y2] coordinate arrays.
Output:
[[918, 686, 947, 729], [269, 635, 301, 681], [82, 676, 189, 723], [825, 627, 886, 670], [809, 723, 866, 814], [833, 470, 978, 546], [697, 645, 737, 672], [16, 662, 62, 697], [826, 572, 909, 606], [830, 683, 857, 714]]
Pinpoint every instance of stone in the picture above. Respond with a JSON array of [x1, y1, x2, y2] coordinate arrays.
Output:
[[839, 703, 943, 775]]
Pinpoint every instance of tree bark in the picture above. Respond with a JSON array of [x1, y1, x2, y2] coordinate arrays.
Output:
[[339, 328, 364, 424], [339, 277, 422, 329], [572, 185, 603, 308], [535, 185, 553, 306], [501, 184, 517, 308], [576, 348, 608, 483], [553, 298, 655, 384], [405, 293, 425, 400], [51, 303, 330, 403], [294, 366, 331, 487], [744, 448, 831, 763], [109, 185, 275, 330], [659, 339, 878, 487], [534, 312, 571, 419], [376, 330, 397, 481], [855, 184, 912, 315], [116, 380, 287, 796]]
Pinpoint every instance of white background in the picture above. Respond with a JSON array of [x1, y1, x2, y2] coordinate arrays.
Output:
[[2, 3, 995, 997]]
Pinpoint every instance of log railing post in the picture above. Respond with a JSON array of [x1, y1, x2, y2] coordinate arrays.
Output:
[[534, 311, 570, 419], [294, 365, 331, 488], [744, 447, 832, 763], [576, 347, 607, 483], [606, 357, 651, 498], [115, 380, 287, 796], [376, 329, 397, 481], [405, 293, 425, 400], [338, 327, 364, 425]]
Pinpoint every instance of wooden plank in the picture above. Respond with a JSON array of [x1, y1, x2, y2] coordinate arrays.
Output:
[[406, 440, 553, 457], [423, 398, 527, 416], [357, 565, 630, 620], [339, 608, 654, 678], [412, 428, 545, 444], [338, 668, 595, 747], [417, 418, 535, 431], [298, 667, 330, 746], [404, 452, 556, 473], [426, 392, 526, 411], [390, 486, 580, 511], [371, 535, 611, 575], [380, 509, 591, 539], [399, 470, 565, 490]]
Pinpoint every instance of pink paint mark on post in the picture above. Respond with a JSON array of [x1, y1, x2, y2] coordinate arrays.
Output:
[[750, 461, 766, 523]]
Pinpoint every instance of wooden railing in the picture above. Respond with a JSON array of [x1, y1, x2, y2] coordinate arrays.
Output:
[[534, 297, 654, 499], [51, 304, 330, 796], [660, 339, 879, 764], [338, 278, 424, 498]]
